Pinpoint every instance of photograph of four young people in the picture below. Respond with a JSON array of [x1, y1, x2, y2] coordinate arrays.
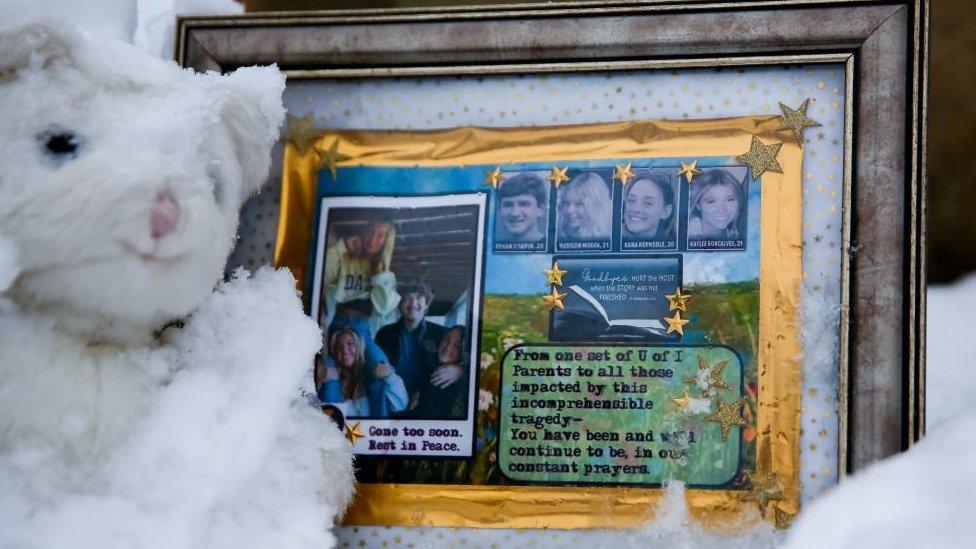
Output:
[[314, 211, 474, 421], [494, 167, 747, 249]]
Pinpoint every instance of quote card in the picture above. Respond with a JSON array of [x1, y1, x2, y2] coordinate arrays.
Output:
[[500, 345, 742, 485]]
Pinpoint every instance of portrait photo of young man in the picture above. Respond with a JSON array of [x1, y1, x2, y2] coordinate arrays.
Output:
[[493, 172, 549, 252]]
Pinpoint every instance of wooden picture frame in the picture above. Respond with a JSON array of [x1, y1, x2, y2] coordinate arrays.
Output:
[[176, 0, 927, 528]]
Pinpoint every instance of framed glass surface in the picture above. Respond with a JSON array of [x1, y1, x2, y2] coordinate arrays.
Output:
[[177, 0, 927, 536]]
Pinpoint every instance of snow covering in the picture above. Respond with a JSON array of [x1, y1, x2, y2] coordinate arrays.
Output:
[[134, 0, 243, 60], [922, 274, 976, 429], [0, 0, 138, 43], [0, 14, 353, 549], [0, 233, 18, 294], [783, 274, 976, 548], [597, 481, 782, 548], [0, 268, 353, 547]]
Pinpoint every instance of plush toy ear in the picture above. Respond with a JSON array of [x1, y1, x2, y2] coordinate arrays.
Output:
[[217, 65, 286, 202], [0, 20, 75, 79]]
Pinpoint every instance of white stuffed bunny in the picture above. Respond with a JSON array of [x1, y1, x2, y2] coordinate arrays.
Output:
[[0, 17, 353, 548]]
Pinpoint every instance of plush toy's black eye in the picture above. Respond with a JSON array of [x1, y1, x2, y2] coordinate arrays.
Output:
[[37, 129, 82, 161]]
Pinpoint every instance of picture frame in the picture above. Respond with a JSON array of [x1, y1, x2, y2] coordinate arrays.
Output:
[[177, 0, 927, 531]]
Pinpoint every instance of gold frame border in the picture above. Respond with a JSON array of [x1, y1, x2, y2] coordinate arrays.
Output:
[[276, 115, 803, 529]]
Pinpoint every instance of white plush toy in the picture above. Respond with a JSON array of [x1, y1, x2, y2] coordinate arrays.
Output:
[[0, 17, 353, 548]]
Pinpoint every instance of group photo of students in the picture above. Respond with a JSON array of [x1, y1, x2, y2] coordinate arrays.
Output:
[[313, 204, 481, 421]]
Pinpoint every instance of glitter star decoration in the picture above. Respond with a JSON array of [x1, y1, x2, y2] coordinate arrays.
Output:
[[546, 166, 570, 188], [774, 507, 796, 530], [315, 139, 350, 180], [677, 160, 702, 184], [282, 113, 319, 153], [663, 311, 689, 335], [744, 473, 785, 519], [345, 421, 365, 444], [704, 396, 747, 440], [542, 287, 567, 310], [665, 286, 691, 312], [543, 260, 568, 286], [737, 136, 783, 180], [778, 98, 822, 144], [612, 162, 636, 186], [484, 166, 505, 189], [671, 386, 693, 409], [686, 356, 733, 398]]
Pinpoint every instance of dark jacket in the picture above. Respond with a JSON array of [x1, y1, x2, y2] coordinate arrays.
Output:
[[375, 319, 446, 416]]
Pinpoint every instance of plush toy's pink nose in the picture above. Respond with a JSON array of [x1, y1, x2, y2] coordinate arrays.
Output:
[[150, 192, 180, 240]]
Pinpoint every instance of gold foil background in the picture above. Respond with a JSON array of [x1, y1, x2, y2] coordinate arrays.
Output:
[[276, 116, 803, 530]]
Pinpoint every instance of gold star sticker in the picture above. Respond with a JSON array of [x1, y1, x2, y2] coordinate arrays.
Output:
[[546, 166, 570, 188], [704, 396, 747, 440], [774, 507, 796, 530], [677, 160, 702, 184], [314, 139, 350, 180], [345, 421, 365, 444], [744, 474, 785, 519], [282, 113, 319, 153], [737, 136, 783, 180], [778, 98, 822, 144], [663, 311, 689, 335], [665, 286, 691, 312], [542, 261, 568, 286], [671, 386, 693, 409], [612, 163, 636, 186], [484, 166, 505, 189], [542, 286, 567, 310], [685, 355, 733, 398]]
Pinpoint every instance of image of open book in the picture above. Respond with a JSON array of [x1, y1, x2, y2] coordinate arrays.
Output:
[[550, 285, 671, 342]]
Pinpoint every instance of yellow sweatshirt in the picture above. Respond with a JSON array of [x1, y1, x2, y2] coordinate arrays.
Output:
[[323, 228, 400, 334]]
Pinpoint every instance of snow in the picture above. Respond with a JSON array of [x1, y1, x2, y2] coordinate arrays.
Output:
[[0, 233, 17, 293], [134, 0, 243, 59], [923, 274, 976, 428], [0, 268, 352, 548], [596, 481, 782, 549], [783, 274, 976, 548], [0, 0, 137, 42]]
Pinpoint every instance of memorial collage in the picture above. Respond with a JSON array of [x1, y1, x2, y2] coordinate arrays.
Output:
[[304, 142, 766, 492]]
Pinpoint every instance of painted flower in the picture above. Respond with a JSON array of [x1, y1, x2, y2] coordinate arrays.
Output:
[[478, 388, 495, 411], [502, 337, 523, 351]]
